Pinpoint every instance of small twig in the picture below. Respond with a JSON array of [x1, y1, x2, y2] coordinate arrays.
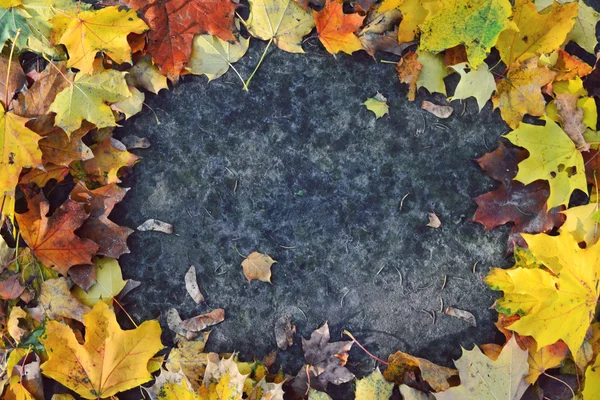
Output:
[[340, 288, 350, 307], [343, 330, 389, 365], [419, 309, 435, 324], [439, 297, 444, 313], [473, 260, 480, 273], [376, 264, 386, 275], [399, 192, 410, 211], [441, 274, 447, 290]]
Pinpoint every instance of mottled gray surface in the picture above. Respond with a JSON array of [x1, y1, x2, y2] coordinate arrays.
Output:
[[114, 45, 513, 393]]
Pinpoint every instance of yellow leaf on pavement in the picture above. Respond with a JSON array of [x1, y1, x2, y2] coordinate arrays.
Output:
[[126, 55, 168, 94], [241, 251, 276, 283], [355, 368, 393, 400], [189, 33, 250, 82], [448, 62, 496, 111], [51, 6, 148, 74], [40, 301, 163, 399]]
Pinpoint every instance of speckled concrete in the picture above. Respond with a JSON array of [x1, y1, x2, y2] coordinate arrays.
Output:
[[113, 43, 531, 397]]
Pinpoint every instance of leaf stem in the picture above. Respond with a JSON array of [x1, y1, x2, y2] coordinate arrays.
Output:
[[245, 38, 273, 90], [343, 330, 389, 365], [5, 29, 21, 108]]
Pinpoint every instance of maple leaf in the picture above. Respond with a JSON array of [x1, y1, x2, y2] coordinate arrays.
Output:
[[448, 62, 496, 111], [80, 136, 140, 185], [19, 163, 69, 187], [363, 93, 389, 119], [16, 191, 99, 275], [72, 258, 126, 307], [379, 0, 440, 43], [0, 4, 36, 50], [415, 50, 448, 95], [111, 86, 144, 120], [356, 4, 403, 57], [496, 0, 578, 66], [121, 0, 238, 81], [561, 202, 600, 247], [566, 0, 600, 55], [246, 0, 315, 53], [396, 51, 423, 101], [0, 103, 43, 197], [555, 93, 588, 151], [198, 353, 247, 400], [241, 251, 276, 283], [549, 49, 593, 82], [39, 277, 91, 323], [126, 56, 169, 94], [51, 6, 148, 74], [486, 232, 600, 354], [37, 123, 94, 167], [355, 368, 393, 400], [0, 274, 24, 300], [165, 332, 211, 389], [472, 142, 565, 246], [384, 349, 456, 392], [492, 57, 556, 128], [503, 118, 587, 209], [0, 54, 25, 102], [313, 0, 365, 55], [40, 301, 163, 399], [419, 0, 514, 68], [49, 69, 131, 135], [188, 33, 249, 82], [584, 355, 600, 399], [146, 369, 199, 400], [434, 337, 529, 399]]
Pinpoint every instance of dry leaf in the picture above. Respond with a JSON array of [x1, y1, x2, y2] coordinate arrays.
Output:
[[241, 251, 276, 283], [426, 212, 441, 228], [396, 52, 423, 101], [121, 135, 151, 149], [445, 306, 477, 327], [274, 316, 295, 350], [422, 101, 453, 119], [166, 308, 225, 340], [137, 219, 173, 234], [555, 93, 589, 151], [39, 278, 91, 323], [185, 265, 204, 304]]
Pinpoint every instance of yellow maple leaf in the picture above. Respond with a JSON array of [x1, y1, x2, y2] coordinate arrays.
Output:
[[241, 251, 276, 283], [0, 103, 43, 198], [198, 353, 247, 400], [355, 368, 393, 400], [419, 0, 514, 68], [51, 6, 148, 74], [313, 0, 365, 55], [492, 57, 556, 129], [72, 257, 127, 307], [49, 69, 131, 135], [584, 355, 600, 400], [379, 0, 440, 43], [503, 118, 587, 208], [486, 232, 600, 354], [496, 0, 578, 66], [40, 301, 163, 399]]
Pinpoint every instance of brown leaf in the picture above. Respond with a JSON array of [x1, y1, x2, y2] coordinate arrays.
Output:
[[81, 136, 139, 185], [38, 123, 94, 166], [137, 218, 173, 234], [274, 316, 295, 351], [0, 55, 25, 102], [0, 274, 24, 300], [384, 350, 457, 392], [445, 306, 476, 327], [184, 265, 204, 304], [396, 52, 423, 101], [68, 264, 97, 292], [39, 278, 91, 322], [426, 212, 441, 228], [19, 164, 70, 187], [421, 101, 453, 119], [16, 191, 99, 275], [444, 45, 468, 66], [166, 308, 224, 340], [555, 93, 588, 151], [121, 135, 151, 149], [241, 251, 276, 283], [357, 4, 404, 57]]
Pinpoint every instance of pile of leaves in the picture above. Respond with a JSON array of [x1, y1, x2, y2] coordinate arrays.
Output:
[[2, 0, 600, 398]]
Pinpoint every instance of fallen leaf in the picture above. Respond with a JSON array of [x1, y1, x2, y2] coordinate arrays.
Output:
[[419, 0, 513, 68], [399, 385, 435, 400], [37, 123, 94, 167], [313, 0, 365, 55], [246, 0, 314, 53], [551, 49, 593, 82], [198, 353, 247, 400], [145, 368, 199, 400], [486, 232, 600, 354], [68, 264, 96, 292], [443, 45, 468, 66], [445, 306, 477, 327], [426, 212, 441, 228], [355, 368, 393, 400], [39, 277, 91, 323], [165, 332, 211, 389], [492, 57, 556, 129], [185, 265, 204, 304], [250, 378, 285, 400], [51, 6, 148, 74], [0, 274, 24, 300], [81, 136, 140, 185], [565, 0, 600, 54], [503, 118, 587, 209], [379, 0, 440, 44], [421, 101, 453, 119], [188, 32, 250, 82], [274, 316, 295, 350], [241, 251, 276, 283], [555, 93, 589, 151], [126, 55, 169, 94], [40, 301, 163, 399], [166, 308, 225, 340], [16, 192, 99, 275], [111, 86, 145, 120], [72, 257, 127, 307], [19, 163, 70, 188], [0, 54, 25, 101], [7, 306, 27, 342], [583, 355, 600, 399], [434, 336, 529, 399], [137, 218, 173, 234], [308, 389, 333, 399], [384, 350, 457, 392], [121, 135, 151, 149], [357, 4, 404, 56], [448, 62, 496, 111], [561, 202, 600, 246], [121, 0, 238, 80], [363, 93, 389, 119], [396, 51, 423, 101], [416, 50, 448, 95], [495, 0, 578, 65]]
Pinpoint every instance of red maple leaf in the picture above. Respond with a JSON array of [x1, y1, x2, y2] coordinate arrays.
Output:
[[16, 191, 99, 275], [122, 0, 238, 80]]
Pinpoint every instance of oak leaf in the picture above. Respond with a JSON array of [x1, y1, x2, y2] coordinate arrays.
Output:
[[486, 232, 600, 354], [121, 0, 238, 80], [246, 0, 314, 53], [40, 301, 163, 399], [241, 251, 276, 283], [504, 118, 587, 208], [496, 0, 578, 66], [51, 6, 148, 74], [419, 0, 514, 68], [16, 191, 99, 275], [313, 0, 365, 55], [49, 69, 131, 135], [492, 57, 556, 129], [434, 337, 529, 399], [448, 62, 496, 111], [355, 368, 393, 400]]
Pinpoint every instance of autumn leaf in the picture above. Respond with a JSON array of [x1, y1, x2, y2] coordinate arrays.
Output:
[[188, 33, 250, 82], [0, 103, 43, 198], [121, 0, 238, 80], [416, 50, 448, 95], [16, 191, 99, 275], [314, 0, 365, 55], [198, 353, 247, 400], [419, 0, 514, 68], [0, 54, 25, 101], [473, 142, 564, 247], [584, 355, 600, 399], [39, 277, 91, 323], [434, 337, 529, 399], [363, 93, 389, 119], [549, 49, 593, 82], [72, 258, 127, 307], [384, 349, 456, 392], [241, 251, 276, 283], [0, 4, 36, 50], [19, 163, 69, 187], [40, 301, 163, 399], [80, 136, 140, 185], [50, 6, 148, 74], [355, 368, 393, 399], [448, 62, 496, 111], [111, 86, 144, 120], [486, 232, 600, 354], [246, 0, 314, 53], [492, 57, 556, 129], [561, 201, 600, 246], [495, 0, 578, 66], [165, 332, 211, 389], [396, 51, 423, 101], [379, 0, 440, 43], [145, 369, 199, 400], [126, 56, 168, 94], [356, 4, 403, 57], [503, 118, 587, 209], [166, 308, 225, 340], [49, 69, 131, 135], [565, 0, 600, 55]]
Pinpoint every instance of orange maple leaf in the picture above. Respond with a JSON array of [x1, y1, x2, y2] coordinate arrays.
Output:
[[314, 0, 365, 55]]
